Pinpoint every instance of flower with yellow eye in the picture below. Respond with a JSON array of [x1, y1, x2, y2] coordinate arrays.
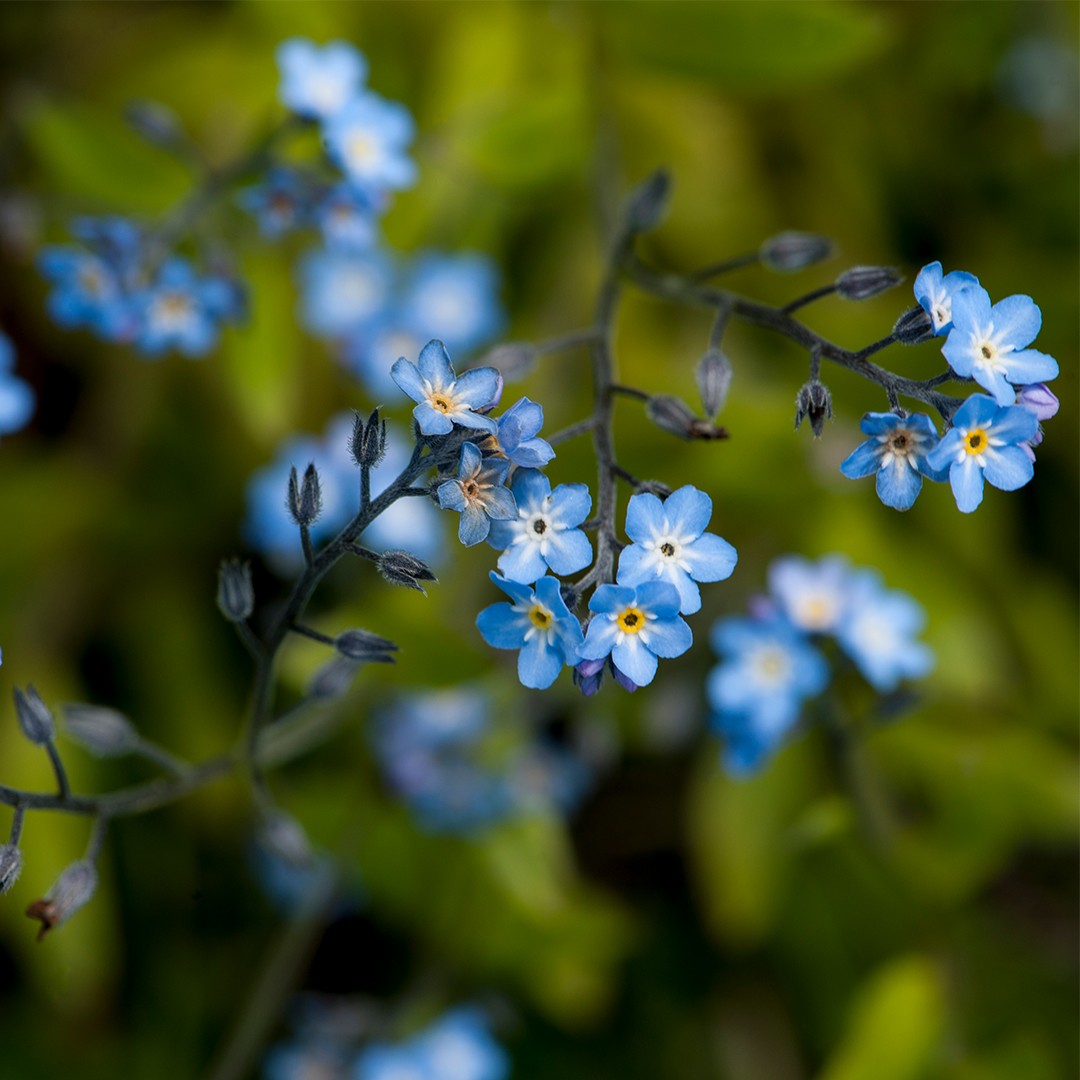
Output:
[[437, 442, 516, 546], [392, 340, 500, 437]]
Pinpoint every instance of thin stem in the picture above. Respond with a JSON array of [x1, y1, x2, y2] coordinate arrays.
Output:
[[85, 815, 108, 861], [290, 624, 335, 647], [708, 299, 733, 349], [547, 417, 597, 446], [533, 328, 602, 356], [689, 251, 760, 282], [299, 525, 314, 568], [233, 620, 263, 661], [782, 282, 838, 315], [130, 737, 191, 779], [9, 805, 25, 845], [610, 383, 649, 402], [44, 743, 70, 801]]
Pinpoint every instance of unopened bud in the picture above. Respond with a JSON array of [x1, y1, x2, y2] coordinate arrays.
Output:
[[625, 169, 671, 233], [216, 559, 255, 622], [795, 380, 833, 438], [892, 305, 935, 345], [695, 348, 733, 418], [124, 100, 185, 149], [0, 844, 22, 895], [308, 656, 361, 699], [26, 859, 98, 941], [63, 705, 138, 758], [760, 231, 833, 272], [835, 265, 903, 301], [258, 813, 312, 868], [377, 550, 437, 594], [14, 686, 55, 745], [478, 342, 536, 382], [287, 463, 322, 527], [335, 629, 398, 662], [574, 658, 606, 698], [645, 395, 728, 441], [611, 661, 639, 693], [350, 408, 387, 469], [1015, 382, 1059, 421]]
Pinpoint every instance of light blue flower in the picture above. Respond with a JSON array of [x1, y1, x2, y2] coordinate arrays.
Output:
[[135, 258, 237, 358], [766, 554, 851, 634], [38, 246, 135, 341], [835, 570, 934, 692], [942, 286, 1059, 405], [392, 340, 500, 437], [489, 398, 554, 469], [236, 166, 311, 238], [317, 182, 384, 250], [343, 321, 424, 399], [616, 486, 737, 615], [399, 253, 505, 355], [707, 614, 829, 773], [925, 393, 1038, 512], [323, 92, 417, 193], [913, 261, 980, 336], [437, 442, 515, 545], [276, 38, 367, 120], [0, 333, 35, 439], [300, 249, 393, 339], [487, 469, 591, 583], [414, 1007, 509, 1080], [476, 573, 584, 689], [579, 581, 691, 687], [355, 1042, 430, 1080], [839, 412, 947, 511]]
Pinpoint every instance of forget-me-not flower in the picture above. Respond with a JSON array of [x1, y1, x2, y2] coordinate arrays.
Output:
[[0, 333, 35, 441], [943, 286, 1059, 405], [323, 92, 417, 192], [413, 1006, 510, 1080], [485, 398, 554, 469], [913, 261, 980, 336], [276, 38, 367, 121], [839, 411, 947, 510], [616, 486, 737, 615], [579, 581, 692, 687], [476, 573, 584, 689], [317, 182, 383, 250], [767, 554, 851, 635], [392, 340, 500, 436], [236, 166, 311, 238], [487, 469, 591, 583], [135, 258, 237, 358], [437, 442, 515, 545], [300, 248, 392, 339], [38, 247, 134, 341], [925, 393, 1038, 512]]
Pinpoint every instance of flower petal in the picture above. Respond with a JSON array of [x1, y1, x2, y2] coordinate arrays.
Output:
[[476, 603, 527, 649], [682, 532, 737, 582], [550, 483, 591, 528], [612, 636, 659, 686], [840, 438, 884, 479], [662, 486, 712, 539], [496, 542, 548, 584], [991, 294, 1041, 349], [641, 616, 692, 658], [453, 366, 501, 408], [544, 528, 592, 576], [982, 445, 1034, 492], [417, 339, 454, 387], [949, 458, 985, 513], [518, 638, 562, 689], [624, 492, 665, 544], [875, 457, 923, 510]]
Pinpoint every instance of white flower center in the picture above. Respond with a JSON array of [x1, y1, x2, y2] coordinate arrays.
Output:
[[750, 645, 791, 688], [346, 131, 379, 171], [151, 290, 194, 331]]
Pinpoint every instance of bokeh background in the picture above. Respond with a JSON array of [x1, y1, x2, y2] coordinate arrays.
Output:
[[0, 2, 1077, 1078]]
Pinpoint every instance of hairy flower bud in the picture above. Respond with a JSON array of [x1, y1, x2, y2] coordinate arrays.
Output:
[[216, 559, 255, 623], [63, 704, 138, 758], [377, 550, 437, 594], [625, 169, 671, 233], [0, 844, 22, 895], [892, 305, 935, 345], [335, 629, 398, 663], [287, 463, 322, 527], [695, 348, 733, 418], [14, 686, 55, 746], [795, 380, 833, 437], [760, 231, 833, 272], [645, 395, 728, 441], [26, 859, 98, 941], [350, 407, 387, 469], [835, 265, 903, 301]]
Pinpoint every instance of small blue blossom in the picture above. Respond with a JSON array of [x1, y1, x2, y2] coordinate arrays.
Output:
[[0, 333, 35, 440], [323, 92, 417, 193], [707, 614, 829, 773], [135, 258, 238, 358], [436, 442, 516, 546], [392, 340, 500, 437], [343, 321, 423, 399], [300, 249, 393, 339], [237, 167, 312, 238], [913, 261, 980, 336], [835, 570, 934, 692], [766, 554, 852, 635], [579, 581, 692, 687], [276, 38, 367, 121], [413, 1007, 509, 1080], [925, 393, 1038, 512], [487, 469, 591, 583], [38, 246, 135, 341], [476, 573, 584, 689], [839, 412, 947, 511], [943, 286, 1059, 405], [318, 183, 384, 250], [70, 216, 144, 277], [488, 398, 554, 469], [616, 486, 737, 615]]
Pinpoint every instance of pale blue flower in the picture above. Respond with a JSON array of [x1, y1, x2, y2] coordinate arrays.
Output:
[[0, 333, 35, 439], [38, 246, 135, 341], [300, 249, 393, 339], [489, 398, 554, 469], [237, 167, 311, 238], [767, 554, 851, 635], [436, 442, 515, 545], [414, 1007, 509, 1080], [913, 261, 980, 336], [323, 92, 417, 192], [839, 412, 947, 510], [135, 258, 238, 358], [317, 183, 384, 250], [392, 340, 499, 437], [276, 38, 367, 120]]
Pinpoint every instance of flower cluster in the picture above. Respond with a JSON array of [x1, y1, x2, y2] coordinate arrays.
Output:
[[708, 555, 933, 773], [841, 263, 1060, 513], [370, 688, 590, 833]]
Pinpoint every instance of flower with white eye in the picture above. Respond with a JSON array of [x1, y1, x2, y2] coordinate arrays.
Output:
[[913, 260, 980, 336]]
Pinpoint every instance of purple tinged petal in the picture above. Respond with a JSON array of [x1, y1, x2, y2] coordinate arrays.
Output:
[[663, 486, 712, 538], [483, 485, 517, 520], [950, 457, 985, 513], [612, 636, 659, 686], [875, 458, 923, 510], [1016, 383, 1059, 420], [982, 445, 1035, 491], [840, 439, 884, 479], [991, 294, 1041, 348], [624, 492, 665, 544]]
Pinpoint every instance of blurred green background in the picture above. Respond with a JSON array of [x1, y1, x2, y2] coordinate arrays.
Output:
[[0, 2, 1077, 1078]]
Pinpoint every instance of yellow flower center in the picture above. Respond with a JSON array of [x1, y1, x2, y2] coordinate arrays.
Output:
[[431, 393, 453, 413], [528, 604, 552, 630], [964, 428, 988, 455], [617, 607, 645, 634]]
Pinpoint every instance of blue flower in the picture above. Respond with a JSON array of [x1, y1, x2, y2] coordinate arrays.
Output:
[[925, 393, 1038, 512], [487, 469, 591, 583], [839, 412, 947, 510], [300, 249, 393, 339], [413, 1006, 509, 1080], [276, 38, 367, 120], [323, 92, 417, 193], [707, 615, 829, 773], [236, 166, 311, 238], [343, 321, 423, 398], [38, 246, 135, 341], [766, 554, 851, 634], [835, 570, 934, 692], [579, 581, 692, 687], [913, 261, 980, 336], [392, 340, 500, 437], [264, 1040, 350, 1080], [942, 286, 1059, 405], [135, 258, 237, 358], [487, 398, 554, 469], [616, 486, 737, 615], [355, 1042, 430, 1080], [476, 573, 584, 689], [0, 333, 35, 440], [317, 182, 384, 250], [436, 442, 516, 545], [399, 253, 505, 355]]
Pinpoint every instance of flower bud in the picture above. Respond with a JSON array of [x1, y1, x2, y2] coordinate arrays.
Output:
[[645, 395, 728, 441], [760, 231, 833, 272], [63, 704, 138, 758], [795, 380, 832, 438], [611, 663, 639, 693], [892, 305, 935, 345], [377, 550, 437, 594], [14, 686, 55, 746], [308, 656, 361, 699], [695, 348, 733, 418], [1015, 382, 1059, 421], [0, 844, 22, 895], [573, 658, 606, 698], [216, 559, 255, 622], [124, 99, 185, 150], [625, 169, 671, 233], [835, 265, 903, 301], [26, 859, 98, 941], [478, 342, 536, 382], [258, 813, 312, 868], [350, 408, 387, 469], [287, 463, 322, 527], [335, 629, 398, 663]]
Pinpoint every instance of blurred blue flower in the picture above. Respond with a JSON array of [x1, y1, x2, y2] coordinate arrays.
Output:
[[839, 412, 947, 511], [488, 398, 554, 470], [392, 340, 500, 437], [323, 92, 417, 193], [265, 1040, 350, 1080], [300, 249, 393, 339], [436, 442, 515, 546], [38, 246, 135, 341], [343, 321, 424, 399], [766, 554, 851, 635], [135, 258, 239, 358], [399, 253, 504, 355], [913, 261, 980, 337], [238, 166, 312, 238], [412, 1007, 509, 1080], [0, 332, 35, 440], [276, 38, 367, 121], [354, 1043, 429, 1080], [318, 183, 384, 251], [616, 486, 737, 615]]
